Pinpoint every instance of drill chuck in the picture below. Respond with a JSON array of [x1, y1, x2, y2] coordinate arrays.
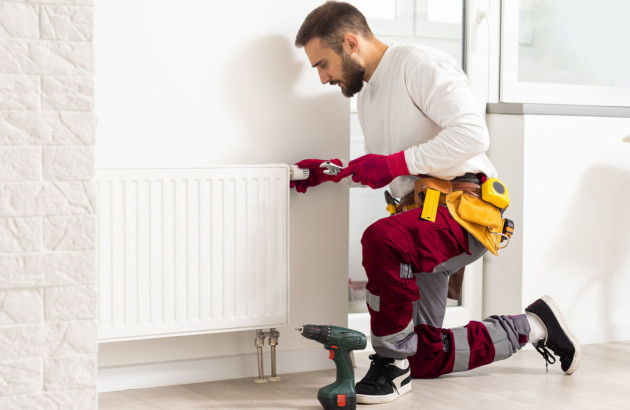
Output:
[[298, 324, 331, 345]]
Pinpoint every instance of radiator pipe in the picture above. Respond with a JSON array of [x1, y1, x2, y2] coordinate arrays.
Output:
[[253, 328, 281, 383], [254, 329, 268, 383], [268, 328, 281, 382]]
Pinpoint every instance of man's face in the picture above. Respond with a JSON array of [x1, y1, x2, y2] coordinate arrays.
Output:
[[304, 37, 365, 98]]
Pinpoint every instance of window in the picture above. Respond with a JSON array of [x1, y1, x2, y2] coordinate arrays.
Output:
[[501, 0, 630, 106]]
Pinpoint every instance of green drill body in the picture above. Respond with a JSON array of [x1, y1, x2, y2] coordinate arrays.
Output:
[[299, 324, 367, 410]]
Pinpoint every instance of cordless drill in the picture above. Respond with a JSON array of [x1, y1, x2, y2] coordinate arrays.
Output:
[[297, 325, 367, 410]]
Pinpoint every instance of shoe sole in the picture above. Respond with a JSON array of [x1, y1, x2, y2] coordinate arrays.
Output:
[[356, 378, 411, 404], [537, 295, 582, 375]]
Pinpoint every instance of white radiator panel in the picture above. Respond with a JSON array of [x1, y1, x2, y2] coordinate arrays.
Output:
[[96, 166, 289, 342]]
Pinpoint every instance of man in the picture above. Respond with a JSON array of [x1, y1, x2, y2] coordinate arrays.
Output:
[[293, 1, 581, 404]]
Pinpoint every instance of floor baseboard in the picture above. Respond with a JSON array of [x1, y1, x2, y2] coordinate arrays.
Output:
[[98, 346, 333, 392]]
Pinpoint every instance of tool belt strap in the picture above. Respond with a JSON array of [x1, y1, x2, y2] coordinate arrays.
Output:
[[394, 178, 484, 214]]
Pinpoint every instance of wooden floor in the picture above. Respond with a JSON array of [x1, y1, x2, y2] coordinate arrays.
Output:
[[100, 341, 630, 409]]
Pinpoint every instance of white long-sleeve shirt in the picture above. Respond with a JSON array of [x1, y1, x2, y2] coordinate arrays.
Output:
[[356, 44, 497, 198]]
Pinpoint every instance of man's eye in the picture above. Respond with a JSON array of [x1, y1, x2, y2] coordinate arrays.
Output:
[[320, 63, 327, 69]]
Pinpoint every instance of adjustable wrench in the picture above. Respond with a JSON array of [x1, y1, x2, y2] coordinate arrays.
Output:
[[320, 161, 344, 176]]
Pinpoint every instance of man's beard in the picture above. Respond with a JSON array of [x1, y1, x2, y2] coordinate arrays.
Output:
[[333, 52, 365, 98]]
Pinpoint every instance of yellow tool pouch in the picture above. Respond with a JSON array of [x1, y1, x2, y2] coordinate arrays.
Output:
[[413, 176, 513, 256], [457, 193, 503, 229], [446, 191, 506, 256]]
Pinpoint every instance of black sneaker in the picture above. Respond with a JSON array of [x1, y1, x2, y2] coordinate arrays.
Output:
[[525, 295, 581, 374], [355, 354, 411, 404]]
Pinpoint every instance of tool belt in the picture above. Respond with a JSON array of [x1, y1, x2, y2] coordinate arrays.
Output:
[[390, 175, 481, 214], [386, 174, 514, 256]]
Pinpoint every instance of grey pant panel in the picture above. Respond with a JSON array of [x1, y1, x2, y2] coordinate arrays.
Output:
[[372, 320, 418, 359], [488, 314, 530, 351], [413, 233, 487, 328], [480, 319, 514, 362], [412, 271, 450, 329], [449, 314, 530, 373], [452, 326, 471, 372]]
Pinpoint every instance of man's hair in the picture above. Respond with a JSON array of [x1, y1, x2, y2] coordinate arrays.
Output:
[[295, 1, 373, 53]]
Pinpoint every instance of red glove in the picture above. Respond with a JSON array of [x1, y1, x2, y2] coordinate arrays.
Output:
[[290, 158, 343, 193], [336, 151, 409, 189]]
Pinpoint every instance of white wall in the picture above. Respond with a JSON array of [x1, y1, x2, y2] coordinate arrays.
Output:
[[485, 113, 630, 343], [95, 0, 350, 388], [0, 0, 97, 407], [96, 0, 348, 168]]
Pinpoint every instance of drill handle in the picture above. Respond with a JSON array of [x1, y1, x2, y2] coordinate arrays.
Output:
[[328, 347, 355, 382]]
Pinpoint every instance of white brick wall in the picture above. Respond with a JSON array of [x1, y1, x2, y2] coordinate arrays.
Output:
[[0, 0, 96, 407]]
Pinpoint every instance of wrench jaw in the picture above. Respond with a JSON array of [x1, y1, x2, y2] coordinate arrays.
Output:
[[320, 161, 344, 176]]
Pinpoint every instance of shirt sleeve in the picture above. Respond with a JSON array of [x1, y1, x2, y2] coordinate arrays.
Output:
[[402, 53, 490, 175]]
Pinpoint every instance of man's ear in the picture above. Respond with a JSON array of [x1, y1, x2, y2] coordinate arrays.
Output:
[[343, 33, 359, 53]]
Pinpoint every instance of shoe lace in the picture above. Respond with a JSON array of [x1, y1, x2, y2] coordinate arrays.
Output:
[[359, 354, 400, 393], [534, 340, 556, 372]]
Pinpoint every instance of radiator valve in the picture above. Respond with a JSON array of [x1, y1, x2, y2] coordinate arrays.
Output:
[[289, 165, 309, 181]]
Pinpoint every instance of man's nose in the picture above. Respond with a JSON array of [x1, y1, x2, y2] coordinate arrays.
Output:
[[318, 69, 331, 84]]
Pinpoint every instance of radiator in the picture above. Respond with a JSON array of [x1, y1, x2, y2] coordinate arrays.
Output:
[[96, 166, 289, 342]]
